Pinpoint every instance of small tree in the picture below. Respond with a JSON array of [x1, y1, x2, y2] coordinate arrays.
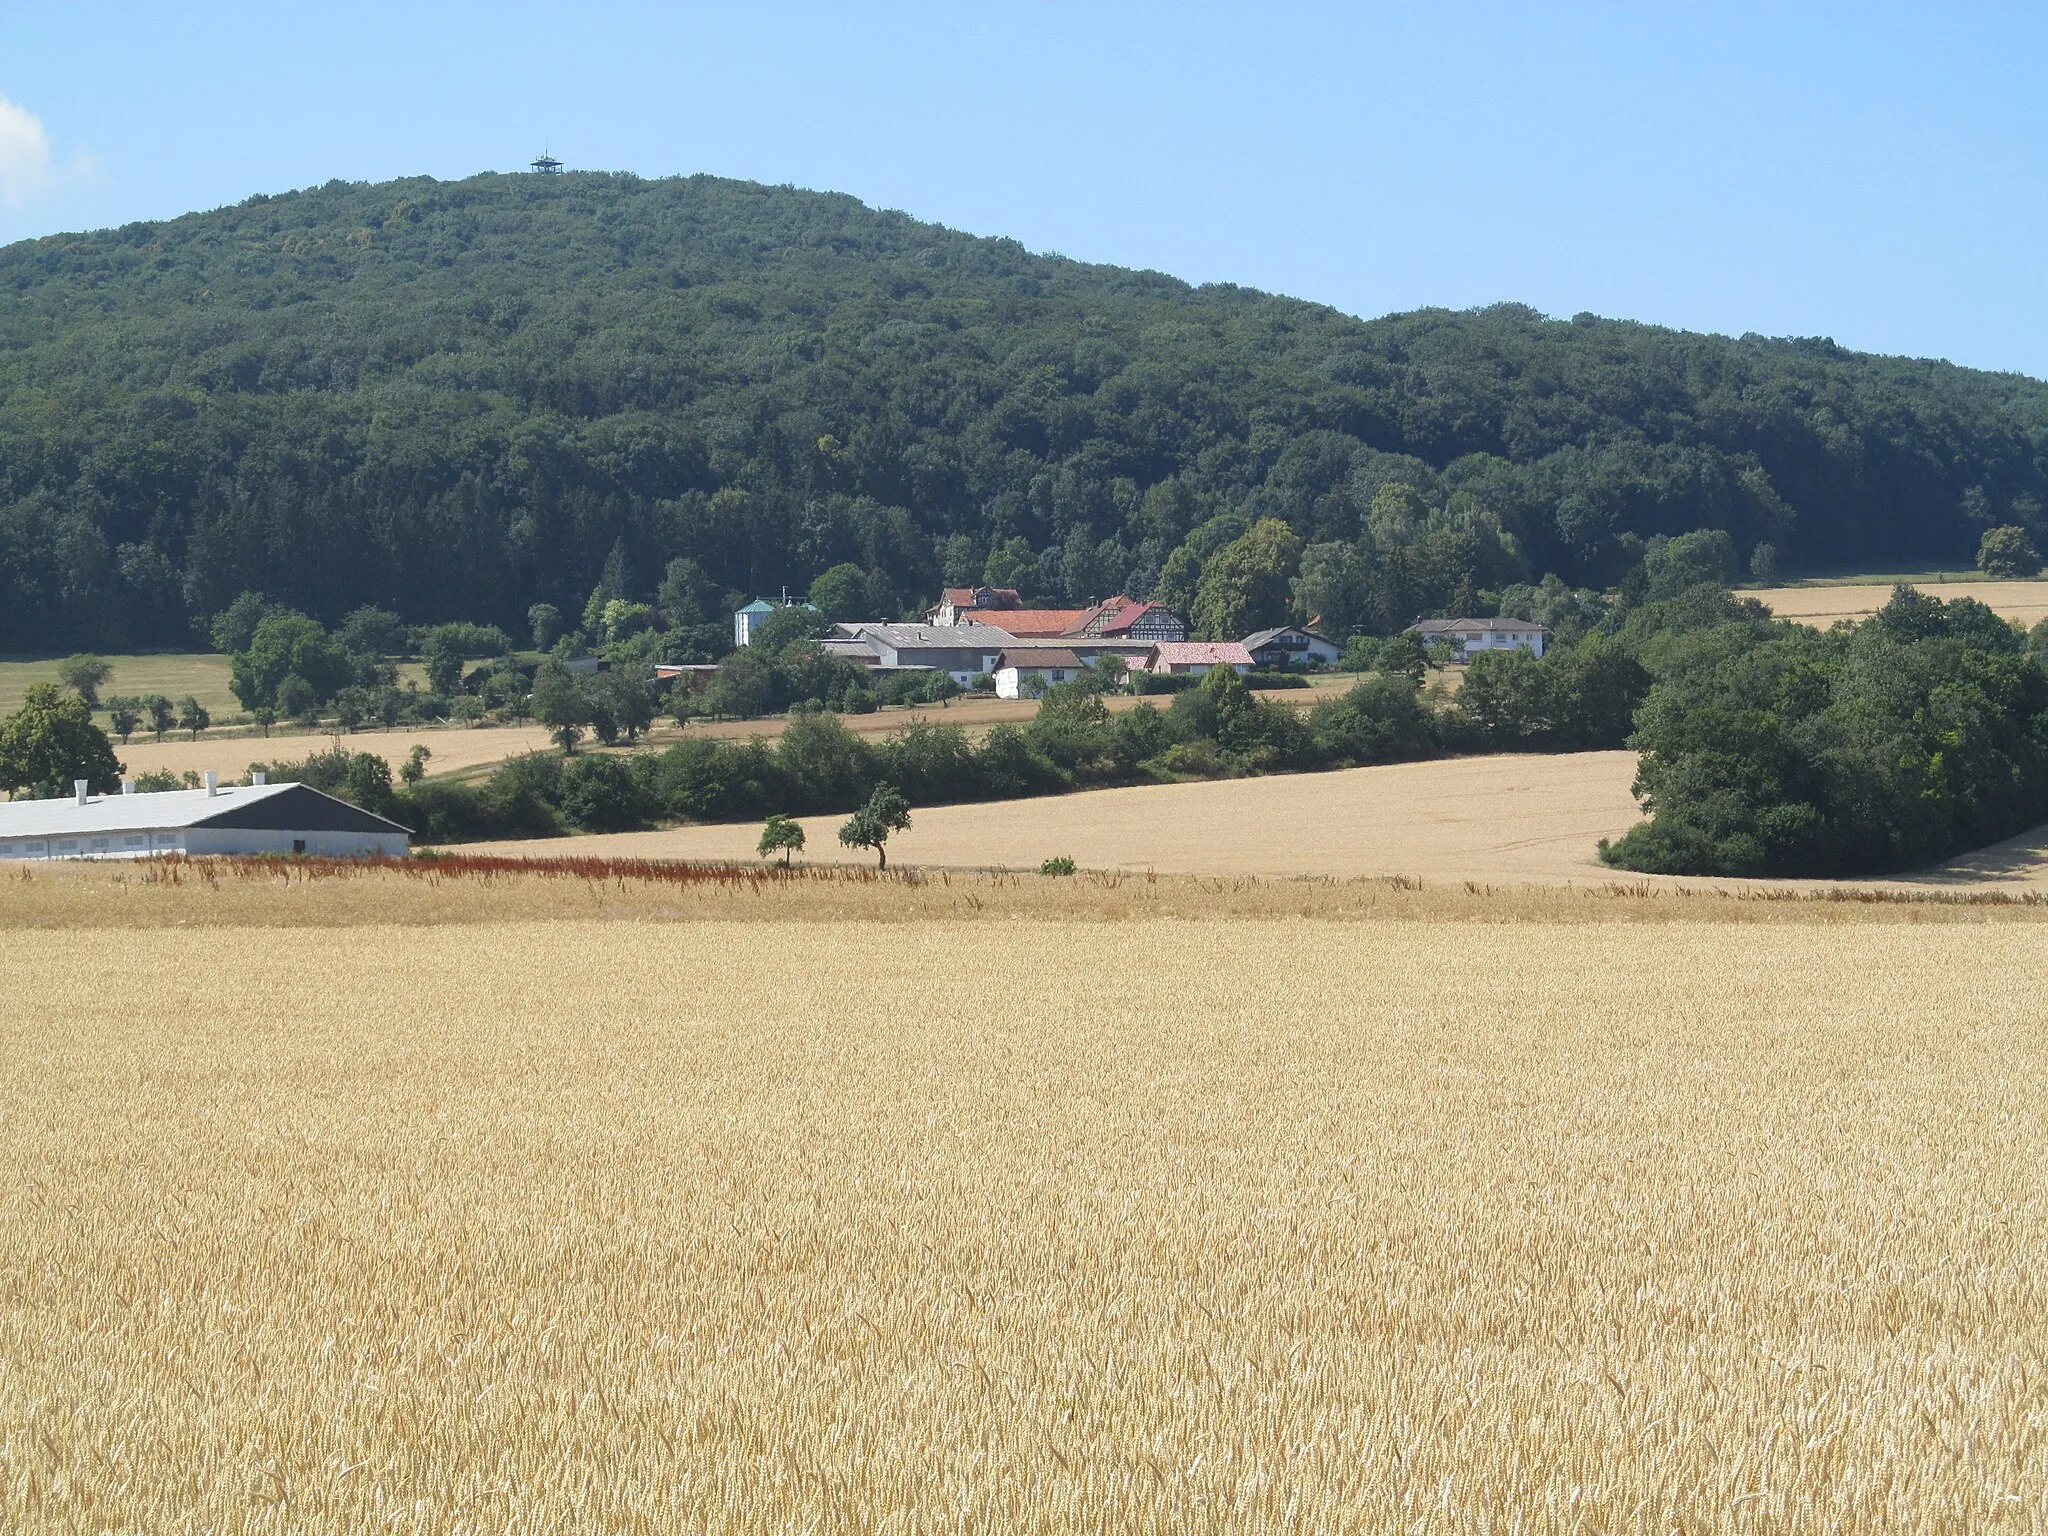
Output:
[[253, 705, 277, 738], [1749, 542, 1780, 585], [758, 813, 806, 866], [105, 696, 143, 744], [838, 784, 912, 869], [177, 696, 210, 740], [527, 602, 564, 651], [531, 662, 589, 754], [1978, 525, 2043, 579], [143, 693, 176, 743], [57, 654, 113, 708], [401, 744, 432, 785], [0, 683, 124, 799]]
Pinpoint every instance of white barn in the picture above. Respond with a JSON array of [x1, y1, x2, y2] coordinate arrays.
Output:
[[0, 775, 411, 861]]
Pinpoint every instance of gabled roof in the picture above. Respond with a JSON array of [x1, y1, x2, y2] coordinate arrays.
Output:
[[1148, 641, 1254, 666], [935, 586, 1021, 609], [1240, 625, 1334, 650], [0, 782, 410, 838], [1406, 617, 1549, 635], [995, 647, 1084, 670], [840, 623, 1019, 649], [1091, 598, 1179, 634], [960, 607, 1091, 635]]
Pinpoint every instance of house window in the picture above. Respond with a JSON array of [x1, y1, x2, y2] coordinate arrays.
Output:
[[124, 835, 145, 848], [293, 839, 307, 854], [56, 840, 77, 852], [90, 838, 109, 851]]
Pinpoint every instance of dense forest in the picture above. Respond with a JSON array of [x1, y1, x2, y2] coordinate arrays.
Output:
[[5, 169, 2048, 654]]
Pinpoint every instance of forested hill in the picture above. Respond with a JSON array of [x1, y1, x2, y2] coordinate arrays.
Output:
[[5, 169, 2048, 652]]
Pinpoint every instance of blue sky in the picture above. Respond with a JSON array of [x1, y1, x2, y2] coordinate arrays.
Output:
[[4, 2, 2045, 376]]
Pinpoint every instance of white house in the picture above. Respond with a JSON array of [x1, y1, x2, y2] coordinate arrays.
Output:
[[1240, 625, 1343, 668], [0, 775, 411, 861], [993, 647, 1086, 699], [1404, 617, 1549, 660], [1136, 641, 1255, 677]]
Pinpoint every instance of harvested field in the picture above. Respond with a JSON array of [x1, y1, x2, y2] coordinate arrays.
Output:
[[1752, 578, 2048, 629], [3, 896, 2044, 1532], [97, 680, 1369, 787], [468, 750, 1649, 882], [110, 720, 563, 784]]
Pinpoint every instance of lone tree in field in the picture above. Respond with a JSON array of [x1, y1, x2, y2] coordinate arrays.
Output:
[[758, 813, 806, 866], [105, 696, 142, 744], [57, 654, 112, 708], [143, 693, 176, 743], [530, 662, 588, 754], [177, 696, 210, 741], [1977, 525, 2043, 578], [838, 785, 911, 869]]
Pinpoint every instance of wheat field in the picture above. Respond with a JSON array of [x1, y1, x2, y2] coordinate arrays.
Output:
[[1750, 579, 2048, 630], [3, 884, 2045, 1532]]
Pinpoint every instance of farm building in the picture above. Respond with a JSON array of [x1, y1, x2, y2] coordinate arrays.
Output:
[[1137, 641, 1255, 677], [829, 623, 1020, 683], [992, 648, 1087, 698], [732, 599, 779, 647], [0, 775, 410, 861], [1241, 625, 1343, 668], [1404, 617, 1549, 659]]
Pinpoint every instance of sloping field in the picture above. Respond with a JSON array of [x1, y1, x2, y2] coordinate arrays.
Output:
[[1752, 578, 2048, 628], [0, 652, 238, 719], [96, 681, 1366, 786], [110, 721, 562, 783], [4, 912, 2043, 1530], [466, 751, 1648, 882]]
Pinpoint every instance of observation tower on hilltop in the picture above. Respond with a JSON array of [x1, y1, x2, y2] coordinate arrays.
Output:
[[531, 153, 562, 174]]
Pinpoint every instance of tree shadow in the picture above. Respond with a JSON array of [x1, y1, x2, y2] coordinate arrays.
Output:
[[1898, 824, 2048, 886]]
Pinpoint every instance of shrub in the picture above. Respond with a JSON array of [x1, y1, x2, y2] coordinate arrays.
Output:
[[1039, 856, 1076, 876], [558, 754, 652, 832]]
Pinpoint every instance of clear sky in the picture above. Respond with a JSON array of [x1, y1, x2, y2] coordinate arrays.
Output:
[[4, 2, 2045, 376]]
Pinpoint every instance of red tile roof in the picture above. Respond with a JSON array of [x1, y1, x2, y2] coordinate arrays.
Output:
[[961, 607, 1092, 636], [1147, 641, 1253, 668]]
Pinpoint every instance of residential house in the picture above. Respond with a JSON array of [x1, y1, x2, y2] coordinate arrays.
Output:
[[993, 647, 1086, 699], [1241, 625, 1343, 668], [925, 586, 1022, 625], [1136, 641, 1255, 677], [1403, 617, 1549, 660], [1075, 596, 1188, 643]]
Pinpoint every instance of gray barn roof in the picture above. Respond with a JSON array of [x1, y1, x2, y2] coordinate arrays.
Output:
[[0, 782, 410, 838]]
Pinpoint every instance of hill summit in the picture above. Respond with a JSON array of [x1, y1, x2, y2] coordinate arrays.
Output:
[[4, 169, 2046, 651]]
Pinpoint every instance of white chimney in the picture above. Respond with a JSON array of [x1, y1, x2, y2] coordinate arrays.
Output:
[[252, 771, 267, 786], [74, 779, 89, 806], [203, 770, 219, 797], [121, 779, 135, 796]]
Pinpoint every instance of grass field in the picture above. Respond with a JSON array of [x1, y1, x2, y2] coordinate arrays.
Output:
[[2, 865, 2043, 1532], [1751, 578, 2048, 629], [0, 652, 240, 720]]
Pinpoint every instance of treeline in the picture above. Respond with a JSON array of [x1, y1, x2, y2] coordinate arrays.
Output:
[[267, 642, 1651, 845], [6, 171, 2048, 653], [1603, 587, 2048, 877]]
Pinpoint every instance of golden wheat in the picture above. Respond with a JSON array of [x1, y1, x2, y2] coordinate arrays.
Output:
[[3, 910, 2044, 1533]]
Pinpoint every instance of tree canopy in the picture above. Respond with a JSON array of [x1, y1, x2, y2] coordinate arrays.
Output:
[[0, 683, 124, 798], [7, 170, 2048, 655]]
